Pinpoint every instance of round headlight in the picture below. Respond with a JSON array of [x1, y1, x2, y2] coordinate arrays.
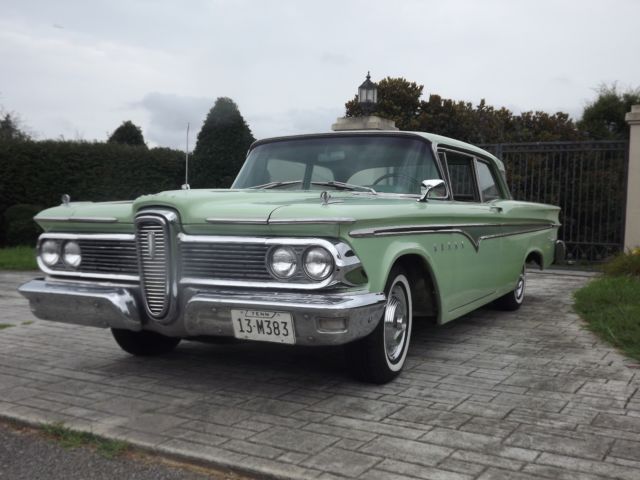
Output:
[[303, 247, 334, 281], [63, 241, 82, 268], [40, 240, 61, 266], [269, 246, 298, 279]]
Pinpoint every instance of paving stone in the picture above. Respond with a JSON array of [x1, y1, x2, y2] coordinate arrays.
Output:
[[301, 447, 380, 478], [421, 427, 538, 462], [505, 424, 613, 460], [309, 394, 402, 421], [610, 439, 640, 462], [536, 452, 640, 480], [592, 412, 640, 433], [375, 458, 474, 480], [358, 435, 452, 467], [249, 426, 339, 454], [390, 406, 471, 428]]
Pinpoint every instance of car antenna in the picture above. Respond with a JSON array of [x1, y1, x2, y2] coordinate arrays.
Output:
[[181, 122, 190, 190]]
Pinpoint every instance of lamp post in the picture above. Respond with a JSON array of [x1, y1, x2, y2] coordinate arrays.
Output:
[[357, 71, 378, 115], [331, 72, 397, 131]]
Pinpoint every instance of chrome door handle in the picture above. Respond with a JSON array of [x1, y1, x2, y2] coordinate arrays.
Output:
[[490, 205, 503, 213]]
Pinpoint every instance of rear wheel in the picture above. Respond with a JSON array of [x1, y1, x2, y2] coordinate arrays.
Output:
[[111, 328, 181, 356], [348, 266, 413, 384], [493, 266, 526, 311]]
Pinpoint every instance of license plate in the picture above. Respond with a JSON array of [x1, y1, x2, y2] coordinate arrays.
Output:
[[231, 310, 296, 345]]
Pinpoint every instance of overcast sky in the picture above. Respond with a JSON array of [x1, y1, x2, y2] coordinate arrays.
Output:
[[1, 0, 639, 149]]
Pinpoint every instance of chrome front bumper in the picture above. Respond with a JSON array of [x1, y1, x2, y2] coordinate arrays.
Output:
[[18, 279, 386, 346]]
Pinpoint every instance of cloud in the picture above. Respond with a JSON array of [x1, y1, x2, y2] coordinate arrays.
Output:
[[133, 93, 213, 149]]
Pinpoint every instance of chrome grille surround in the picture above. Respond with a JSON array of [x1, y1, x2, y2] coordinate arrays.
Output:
[[135, 210, 179, 323], [37, 233, 139, 282], [178, 234, 363, 290]]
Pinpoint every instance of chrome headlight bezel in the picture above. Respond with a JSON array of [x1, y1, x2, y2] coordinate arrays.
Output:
[[40, 239, 61, 267], [302, 246, 334, 281], [267, 245, 298, 279], [62, 241, 82, 268]]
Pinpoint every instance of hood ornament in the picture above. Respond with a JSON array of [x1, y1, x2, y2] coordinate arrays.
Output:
[[61, 194, 71, 206]]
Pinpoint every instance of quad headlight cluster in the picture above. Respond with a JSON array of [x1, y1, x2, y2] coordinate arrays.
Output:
[[39, 239, 82, 269], [267, 245, 334, 282]]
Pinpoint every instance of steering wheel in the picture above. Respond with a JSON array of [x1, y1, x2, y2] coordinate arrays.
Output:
[[371, 172, 422, 187]]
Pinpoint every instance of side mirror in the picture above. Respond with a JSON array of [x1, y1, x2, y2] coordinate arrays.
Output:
[[418, 179, 447, 202]]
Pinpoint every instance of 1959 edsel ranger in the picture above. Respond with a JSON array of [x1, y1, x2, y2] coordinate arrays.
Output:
[[19, 131, 564, 383]]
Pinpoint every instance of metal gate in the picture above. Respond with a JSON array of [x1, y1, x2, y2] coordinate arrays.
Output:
[[480, 141, 629, 261]]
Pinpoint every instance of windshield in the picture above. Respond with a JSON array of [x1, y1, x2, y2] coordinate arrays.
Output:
[[232, 135, 442, 195]]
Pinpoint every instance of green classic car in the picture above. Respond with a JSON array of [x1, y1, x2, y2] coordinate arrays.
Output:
[[19, 131, 564, 383]]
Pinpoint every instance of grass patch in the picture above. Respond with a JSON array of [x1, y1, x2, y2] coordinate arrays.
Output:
[[0, 323, 15, 330], [42, 422, 130, 459], [0, 246, 37, 270], [574, 275, 640, 363]]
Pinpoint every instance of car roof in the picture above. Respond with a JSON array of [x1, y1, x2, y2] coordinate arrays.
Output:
[[251, 130, 505, 173]]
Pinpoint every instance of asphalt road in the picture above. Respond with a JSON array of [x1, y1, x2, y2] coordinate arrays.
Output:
[[0, 420, 248, 480]]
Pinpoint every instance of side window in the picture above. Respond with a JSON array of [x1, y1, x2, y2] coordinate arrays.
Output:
[[476, 161, 502, 202], [444, 151, 478, 202]]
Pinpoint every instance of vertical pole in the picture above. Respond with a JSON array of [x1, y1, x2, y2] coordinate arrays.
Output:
[[624, 105, 640, 250]]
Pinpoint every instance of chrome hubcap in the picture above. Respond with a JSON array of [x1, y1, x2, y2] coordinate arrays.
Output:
[[515, 270, 525, 301], [384, 283, 408, 362]]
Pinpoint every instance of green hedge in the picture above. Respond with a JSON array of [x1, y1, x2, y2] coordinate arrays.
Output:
[[0, 140, 185, 245]]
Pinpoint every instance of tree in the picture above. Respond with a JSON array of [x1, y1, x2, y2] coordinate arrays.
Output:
[[578, 84, 640, 140], [344, 77, 582, 143], [107, 120, 146, 147], [191, 97, 255, 188], [0, 112, 31, 142], [346, 77, 423, 130]]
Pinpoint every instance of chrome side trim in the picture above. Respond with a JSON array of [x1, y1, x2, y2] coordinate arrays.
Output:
[[178, 233, 362, 290], [205, 217, 357, 225], [349, 222, 559, 251], [34, 216, 119, 223], [269, 217, 356, 225], [206, 218, 267, 224], [38, 233, 135, 241]]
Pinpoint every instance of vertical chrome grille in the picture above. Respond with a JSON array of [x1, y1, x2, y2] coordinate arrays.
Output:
[[136, 216, 170, 318]]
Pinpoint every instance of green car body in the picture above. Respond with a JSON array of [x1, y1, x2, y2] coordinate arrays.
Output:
[[19, 131, 562, 383]]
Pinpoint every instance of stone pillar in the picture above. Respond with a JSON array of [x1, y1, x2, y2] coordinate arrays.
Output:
[[625, 105, 640, 250], [331, 115, 399, 131]]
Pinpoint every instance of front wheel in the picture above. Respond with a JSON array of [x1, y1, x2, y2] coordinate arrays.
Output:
[[111, 329, 181, 356], [347, 267, 413, 384], [493, 266, 526, 311]]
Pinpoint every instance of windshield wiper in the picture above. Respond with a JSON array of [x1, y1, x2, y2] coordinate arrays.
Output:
[[311, 181, 377, 194], [249, 180, 304, 189]]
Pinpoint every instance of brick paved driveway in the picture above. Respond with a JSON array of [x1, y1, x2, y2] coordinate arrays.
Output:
[[1, 270, 639, 480]]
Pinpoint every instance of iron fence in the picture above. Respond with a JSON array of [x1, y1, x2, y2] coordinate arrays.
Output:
[[480, 141, 629, 262]]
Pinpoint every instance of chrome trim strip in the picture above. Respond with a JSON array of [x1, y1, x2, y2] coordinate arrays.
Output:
[[349, 222, 559, 251], [39, 233, 135, 241], [269, 217, 356, 225], [205, 217, 357, 225], [206, 218, 267, 224], [37, 257, 140, 282], [34, 216, 119, 223]]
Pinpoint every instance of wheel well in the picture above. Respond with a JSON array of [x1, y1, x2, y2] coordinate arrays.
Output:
[[526, 250, 543, 270], [393, 254, 439, 322]]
